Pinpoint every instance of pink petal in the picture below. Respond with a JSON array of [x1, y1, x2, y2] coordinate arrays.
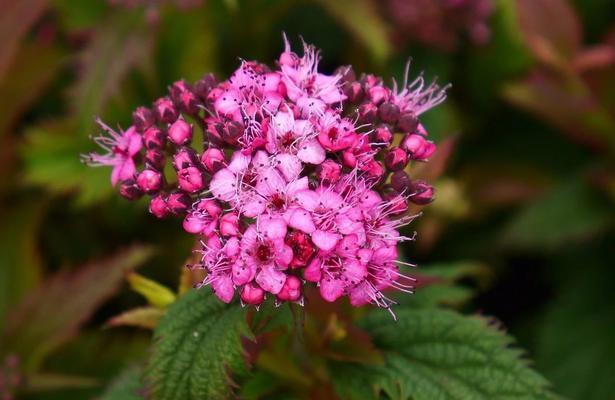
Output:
[[228, 152, 251, 174], [304, 257, 322, 282], [241, 194, 267, 218], [210, 169, 237, 202], [286, 177, 309, 197], [275, 243, 293, 268], [125, 129, 143, 156], [255, 264, 286, 294], [297, 138, 326, 165], [295, 189, 319, 211], [240, 225, 258, 250], [232, 260, 254, 286], [319, 277, 344, 302], [214, 89, 242, 115], [259, 215, 287, 239], [286, 208, 316, 234], [212, 276, 234, 303], [256, 168, 286, 197], [348, 282, 371, 306], [275, 153, 302, 182], [336, 234, 360, 258], [312, 230, 340, 252], [342, 258, 368, 285], [319, 190, 343, 209]]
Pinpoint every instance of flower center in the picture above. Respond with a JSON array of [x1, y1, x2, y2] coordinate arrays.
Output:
[[270, 194, 285, 210], [281, 131, 295, 148], [256, 243, 272, 263]]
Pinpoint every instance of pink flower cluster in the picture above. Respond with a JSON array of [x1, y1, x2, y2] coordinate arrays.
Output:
[[84, 38, 447, 312]]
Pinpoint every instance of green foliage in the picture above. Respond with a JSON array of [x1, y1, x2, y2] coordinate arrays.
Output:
[[333, 308, 554, 400], [501, 180, 613, 249], [99, 367, 144, 400], [146, 289, 253, 400], [534, 260, 615, 399]]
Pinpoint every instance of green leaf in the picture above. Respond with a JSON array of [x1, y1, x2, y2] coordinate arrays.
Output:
[[0, 245, 154, 372], [22, 119, 116, 205], [332, 308, 554, 400], [99, 367, 144, 400], [501, 179, 613, 249], [127, 273, 176, 308], [146, 289, 252, 400], [313, 0, 391, 64]]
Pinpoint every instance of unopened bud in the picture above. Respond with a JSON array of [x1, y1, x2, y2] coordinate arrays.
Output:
[[168, 118, 193, 146], [136, 169, 163, 194]]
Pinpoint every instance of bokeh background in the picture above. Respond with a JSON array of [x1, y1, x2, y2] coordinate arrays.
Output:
[[1, 0, 614, 399]]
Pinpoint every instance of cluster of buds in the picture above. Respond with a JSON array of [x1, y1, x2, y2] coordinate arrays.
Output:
[[84, 37, 447, 314], [386, 0, 494, 51]]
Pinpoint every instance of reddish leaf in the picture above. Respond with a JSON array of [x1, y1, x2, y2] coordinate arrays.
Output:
[[0, 245, 154, 372], [516, 0, 582, 62], [0, 0, 50, 82]]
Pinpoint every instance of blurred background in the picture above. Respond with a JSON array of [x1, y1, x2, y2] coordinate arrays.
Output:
[[0, 0, 614, 399]]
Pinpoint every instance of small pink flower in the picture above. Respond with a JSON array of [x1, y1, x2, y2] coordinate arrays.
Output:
[[178, 166, 204, 193], [182, 199, 221, 235], [83, 119, 142, 186]]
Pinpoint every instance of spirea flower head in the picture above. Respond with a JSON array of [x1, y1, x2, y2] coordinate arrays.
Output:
[[83, 36, 448, 316]]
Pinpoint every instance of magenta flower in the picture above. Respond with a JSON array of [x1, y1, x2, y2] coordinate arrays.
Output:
[[82, 119, 142, 185], [85, 37, 447, 314]]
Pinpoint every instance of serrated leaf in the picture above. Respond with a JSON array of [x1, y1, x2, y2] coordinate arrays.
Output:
[[0, 245, 154, 372], [146, 289, 252, 400], [106, 306, 165, 330], [127, 273, 176, 308], [332, 308, 554, 400], [313, 0, 391, 63], [99, 367, 144, 400]]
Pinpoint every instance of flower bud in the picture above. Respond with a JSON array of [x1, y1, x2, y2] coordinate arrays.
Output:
[[173, 147, 199, 170], [222, 121, 244, 145], [343, 81, 364, 103], [286, 231, 315, 268], [383, 192, 408, 215], [385, 147, 409, 171], [402, 134, 436, 161], [194, 73, 217, 100], [136, 169, 163, 194], [149, 194, 169, 218], [276, 275, 302, 302], [342, 150, 357, 168], [372, 124, 393, 147], [378, 102, 400, 123], [143, 126, 166, 149], [219, 212, 240, 237], [369, 85, 389, 105], [169, 80, 199, 114], [357, 102, 378, 124], [317, 160, 342, 185], [168, 118, 193, 146], [241, 282, 265, 305], [132, 106, 155, 132], [364, 160, 385, 181], [153, 97, 178, 124], [409, 180, 434, 205], [178, 166, 204, 193], [397, 112, 419, 133], [119, 179, 143, 200], [335, 65, 356, 84], [200, 148, 225, 173], [145, 148, 166, 170], [391, 170, 412, 193], [166, 191, 192, 214]]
